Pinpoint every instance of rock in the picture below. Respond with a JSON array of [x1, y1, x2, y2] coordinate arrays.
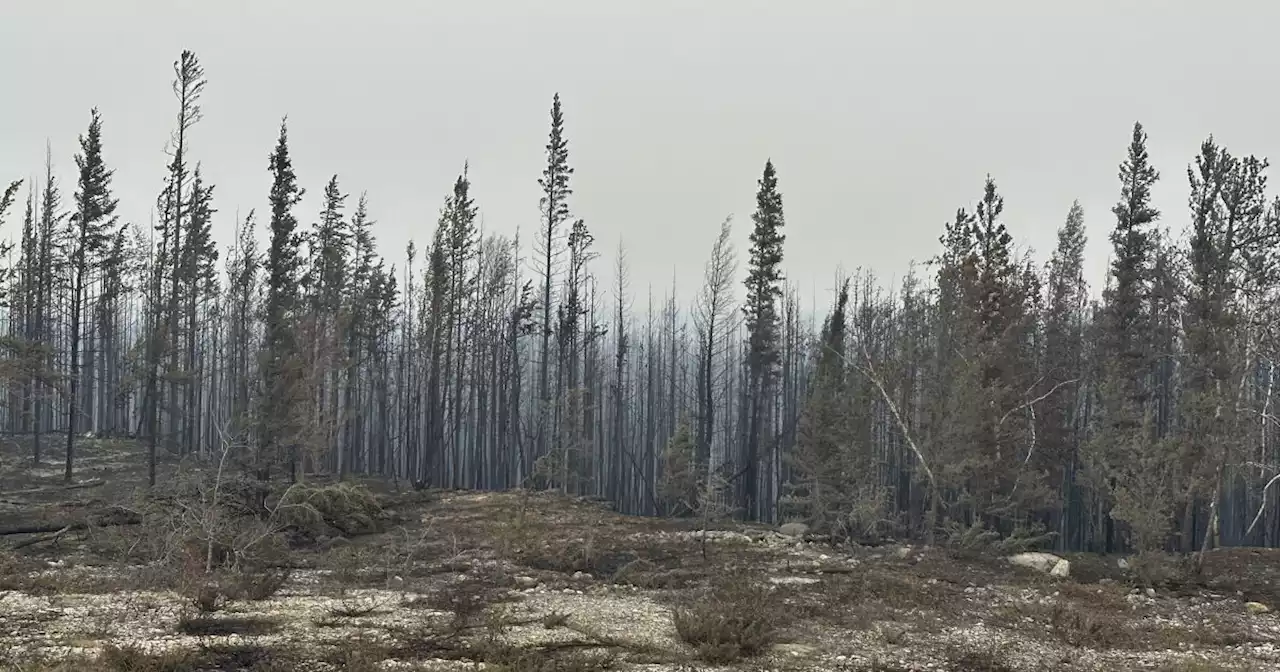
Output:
[[1117, 557, 1130, 570], [779, 522, 810, 538], [894, 546, 913, 560], [1246, 601, 1271, 614], [768, 576, 820, 586], [772, 643, 818, 657], [1050, 559, 1071, 578], [572, 571, 591, 581], [1008, 552, 1068, 576], [514, 575, 538, 589], [1145, 588, 1156, 598]]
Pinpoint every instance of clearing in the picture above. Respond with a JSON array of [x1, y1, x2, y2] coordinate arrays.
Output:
[[1, 437, 1279, 671]]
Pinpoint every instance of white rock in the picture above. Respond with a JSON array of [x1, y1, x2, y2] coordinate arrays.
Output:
[[1008, 552, 1066, 575], [1050, 559, 1071, 578], [768, 576, 820, 586]]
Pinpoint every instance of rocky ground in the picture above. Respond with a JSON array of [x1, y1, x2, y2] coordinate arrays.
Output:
[[2, 439, 1280, 671]]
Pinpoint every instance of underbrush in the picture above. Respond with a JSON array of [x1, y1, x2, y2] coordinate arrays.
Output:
[[670, 573, 779, 663]]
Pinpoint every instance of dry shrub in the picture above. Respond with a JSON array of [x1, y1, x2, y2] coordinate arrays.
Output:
[[1047, 601, 1120, 648], [175, 614, 280, 637], [96, 644, 199, 672], [481, 646, 617, 672], [671, 575, 778, 663], [183, 580, 225, 613], [1126, 551, 1195, 589], [92, 643, 289, 672], [541, 611, 570, 629], [327, 595, 382, 618], [225, 566, 291, 601], [426, 571, 518, 631], [325, 638, 388, 672], [176, 565, 289, 614], [1156, 660, 1242, 672], [944, 644, 1015, 672]]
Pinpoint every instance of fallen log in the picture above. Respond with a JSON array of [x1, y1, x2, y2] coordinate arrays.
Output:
[[10, 525, 72, 550], [3, 479, 106, 497], [0, 508, 140, 537]]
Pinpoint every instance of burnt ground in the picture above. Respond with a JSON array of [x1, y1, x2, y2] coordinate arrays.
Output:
[[1, 437, 1280, 671]]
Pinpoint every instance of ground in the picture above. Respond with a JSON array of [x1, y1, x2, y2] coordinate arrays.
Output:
[[2, 437, 1280, 671]]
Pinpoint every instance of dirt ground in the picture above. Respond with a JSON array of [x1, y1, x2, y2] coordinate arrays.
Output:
[[2, 437, 1280, 671]]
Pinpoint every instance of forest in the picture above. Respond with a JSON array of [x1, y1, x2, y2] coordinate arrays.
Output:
[[3, 49, 1279, 560]]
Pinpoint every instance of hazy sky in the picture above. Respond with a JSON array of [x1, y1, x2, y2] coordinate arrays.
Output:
[[4, 1, 1279, 310]]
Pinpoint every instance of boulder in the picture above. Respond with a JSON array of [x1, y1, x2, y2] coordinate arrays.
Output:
[[1246, 601, 1271, 615], [779, 522, 810, 538], [1008, 551, 1070, 577]]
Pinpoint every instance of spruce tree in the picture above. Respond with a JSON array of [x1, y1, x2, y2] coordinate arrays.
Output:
[[1042, 201, 1087, 547], [261, 118, 306, 483], [66, 109, 119, 482], [536, 94, 573, 463], [1090, 121, 1167, 552], [742, 159, 786, 519]]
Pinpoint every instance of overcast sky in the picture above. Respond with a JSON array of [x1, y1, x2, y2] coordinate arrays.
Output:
[[3, 1, 1279, 310]]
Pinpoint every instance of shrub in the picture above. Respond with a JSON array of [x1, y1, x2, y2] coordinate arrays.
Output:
[[277, 482, 385, 541], [226, 566, 291, 601], [175, 614, 280, 637], [944, 644, 1015, 672], [96, 644, 199, 672], [671, 575, 778, 663]]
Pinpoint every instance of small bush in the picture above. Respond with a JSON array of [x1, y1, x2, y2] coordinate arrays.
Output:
[[328, 596, 381, 618], [481, 645, 617, 672], [425, 572, 517, 631], [671, 576, 778, 663], [96, 644, 199, 672], [175, 614, 280, 637], [1155, 661, 1239, 672], [944, 644, 1015, 672], [1048, 602, 1119, 648], [1126, 551, 1194, 589], [182, 581, 225, 614], [226, 566, 291, 601], [541, 611, 570, 629]]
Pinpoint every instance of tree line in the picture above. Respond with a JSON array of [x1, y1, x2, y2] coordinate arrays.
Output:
[[3, 51, 1280, 556]]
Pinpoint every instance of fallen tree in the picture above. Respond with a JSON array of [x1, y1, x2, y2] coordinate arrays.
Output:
[[0, 506, 140, 538]]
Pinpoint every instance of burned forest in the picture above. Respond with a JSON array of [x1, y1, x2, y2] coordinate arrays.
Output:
[[3, 48, 1280, 672]]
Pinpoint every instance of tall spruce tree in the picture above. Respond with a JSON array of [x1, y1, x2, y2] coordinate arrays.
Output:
[[536, 94, 573, 466], [66, 109, 118, 482], [1042, 201, 1088, 548], [1090, 121, 1167, 552], [261, 118, 306, 483], [742, 159, 786, 519]]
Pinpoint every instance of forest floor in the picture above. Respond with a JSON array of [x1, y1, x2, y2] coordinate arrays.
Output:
[[2, 438, 1280, 671]]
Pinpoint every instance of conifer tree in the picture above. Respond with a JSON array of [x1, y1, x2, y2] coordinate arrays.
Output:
[[261, 118, 306, 483], [1042, 201, 1088, 546], [536, 94, 574, 463], [741, 159, 786, 519], [64, 109, 119, 481], [1089, 121, 1167, 552]]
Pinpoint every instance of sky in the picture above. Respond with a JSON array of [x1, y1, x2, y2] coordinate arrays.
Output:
[[3, 1, 1279, 313]]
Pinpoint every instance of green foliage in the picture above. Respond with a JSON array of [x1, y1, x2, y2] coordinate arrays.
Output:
[[277, 481, 385, 540], [658, 418, 697, 516]]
